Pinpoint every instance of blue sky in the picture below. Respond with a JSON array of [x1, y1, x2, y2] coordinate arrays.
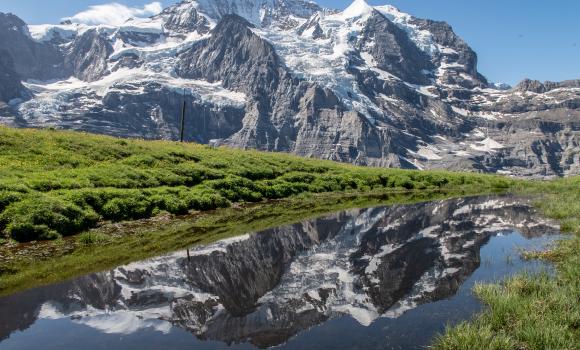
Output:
[[1, 0, 578, 85]]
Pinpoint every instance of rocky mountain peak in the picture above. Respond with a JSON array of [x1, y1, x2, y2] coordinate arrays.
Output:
[[66, 29, 114, 82], [0, 12, 28, 35], [157, 2, 211, 34], [356, 10, 434, 85], [516, 79, 549, 93], [173, 0, 322, 27], [214, 13, 256, 30], [515, 78, 580, 93], [341, 0, 375, 20], [0, 12, 66, 81]]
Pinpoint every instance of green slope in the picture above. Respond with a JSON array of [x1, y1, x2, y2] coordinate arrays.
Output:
[[0, 125, 512, 243]]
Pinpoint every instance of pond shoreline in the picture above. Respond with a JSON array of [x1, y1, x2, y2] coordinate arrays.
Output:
[[434, 179, 580, 350]]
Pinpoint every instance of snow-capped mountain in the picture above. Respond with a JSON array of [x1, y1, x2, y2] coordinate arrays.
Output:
[[0, 196, 559, 347], [0, 0, 578, 177]]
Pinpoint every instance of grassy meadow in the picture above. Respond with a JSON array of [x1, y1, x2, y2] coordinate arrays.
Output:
[[0, 126, 578, 349]]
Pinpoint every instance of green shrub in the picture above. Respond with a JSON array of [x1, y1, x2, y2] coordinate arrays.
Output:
[[358, 175, 385, 189], [492, 179, 511, 189], [192, 195, 220, 211], [308, 175, 362, 193], [27, 176, 87, 191], [7, 223, 60, 242], [1, 196, 99, 242], [121, 154, 158, 167], [258, 180, 309, 199], [234, 164, 279, 180], [172, 163, 224, 183], [65, 189, 111, 210], [0, 181, 30, 193], [150, 193, 189, 215], [308, 177, 343, 192], [86, 166, 161, 188], [165, 150, 200, 163], [416, 173, 449, 188], [278, 172, 316, 184], [0, 191, 23, 212], [181, 189, 229, 211], [389, 175, 415, 189], [209, 176, 263, 202], [202, 159, 229, 169], [101, 196, 153, 221]]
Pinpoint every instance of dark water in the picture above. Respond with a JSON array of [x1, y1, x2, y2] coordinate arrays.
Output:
[[0, 195, 561, 350]]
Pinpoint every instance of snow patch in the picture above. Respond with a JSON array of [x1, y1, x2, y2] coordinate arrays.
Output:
[[119, 17, 164, 34], [63, 2, 163, 26], [408, 146, 442, 161], [470, 137, 505, 153], [21, 68, 247, 113], [77, 311, 172, 335], [419, 225, 440, 238], [451, 106, 470, 117], [28, 24, 79, 42], [340, 0, 374, 20]]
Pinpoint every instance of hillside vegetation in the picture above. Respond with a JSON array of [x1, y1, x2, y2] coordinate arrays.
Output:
[[0, 126, 512, 243]]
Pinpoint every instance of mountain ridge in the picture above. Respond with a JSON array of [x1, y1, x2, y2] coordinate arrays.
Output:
[[0, 0, 578, 178]]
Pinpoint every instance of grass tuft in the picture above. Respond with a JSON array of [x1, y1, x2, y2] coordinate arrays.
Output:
[[77, 232, 109, 245]]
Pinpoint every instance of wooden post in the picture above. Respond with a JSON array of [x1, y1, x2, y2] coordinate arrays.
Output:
[[187, 248, 191, 261], [179, 90, 186, 142]]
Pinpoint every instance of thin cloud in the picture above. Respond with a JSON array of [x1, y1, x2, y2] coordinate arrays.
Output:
[[63, 2, 163, 26]]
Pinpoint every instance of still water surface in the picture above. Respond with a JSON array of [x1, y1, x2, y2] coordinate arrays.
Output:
[[0, 195, 561, 349]]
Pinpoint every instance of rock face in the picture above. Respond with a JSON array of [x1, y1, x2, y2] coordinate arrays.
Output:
[[157, 2, 211, 34], [356, 11, 434, 85], [411, 18, 487, 88], [65, 29, 113, 82], [0, 196, 559, 346], [0, 49, 27, 102], [0, 0, 578, 177], [515, 79, 580, 94], [0, 13, 66, 81]]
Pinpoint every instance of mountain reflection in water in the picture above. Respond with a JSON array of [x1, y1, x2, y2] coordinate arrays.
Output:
[[0, 195, 560, 349]]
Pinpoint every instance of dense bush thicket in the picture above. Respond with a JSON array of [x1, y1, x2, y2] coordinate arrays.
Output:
[[0, 126, 513, 242]]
